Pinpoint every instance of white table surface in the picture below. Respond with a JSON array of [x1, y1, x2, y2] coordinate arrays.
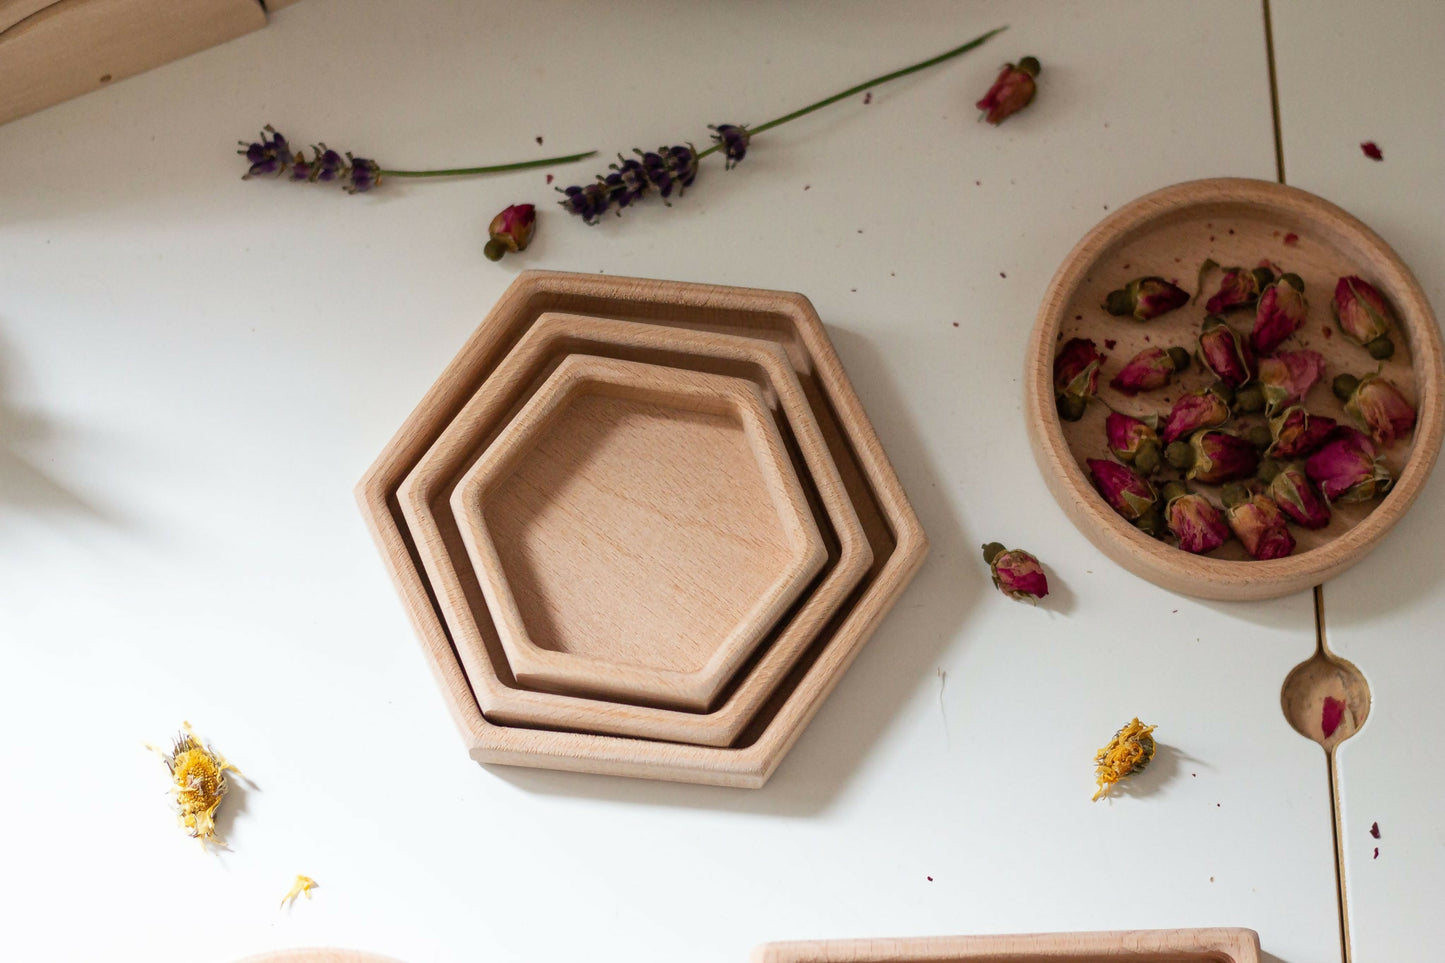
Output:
[[2, 1, 1435, 961]]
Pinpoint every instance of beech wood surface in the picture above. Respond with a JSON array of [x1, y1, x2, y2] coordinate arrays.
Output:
[[397, 312, 873, 747], [0, 0, 265, 125], [1025, 177, 1444, 600], [751, 928, 1261, 963], [450, 354, 827, 712], [362, 272, 927, 786]]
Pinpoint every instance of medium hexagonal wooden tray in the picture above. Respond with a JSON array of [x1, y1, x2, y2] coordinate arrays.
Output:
[[397, 312, 873, 748], [356, 271, 927, 788]]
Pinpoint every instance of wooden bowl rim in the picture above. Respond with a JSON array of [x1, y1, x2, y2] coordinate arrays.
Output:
[[1025, 177, 1445, 597]]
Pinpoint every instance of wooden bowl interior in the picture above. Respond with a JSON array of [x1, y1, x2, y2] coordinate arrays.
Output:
[[1029, 179, 1443, 598]]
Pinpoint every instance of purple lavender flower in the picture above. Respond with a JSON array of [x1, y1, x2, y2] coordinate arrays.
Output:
[[237, 125, 293, 178], [312, 145, 345, 182], [345, 154, 381, 193], [709, 124, 750, 169]]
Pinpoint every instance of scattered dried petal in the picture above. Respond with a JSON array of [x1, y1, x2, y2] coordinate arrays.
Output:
[[281, 875, 319, 909], [1370, 821, 1381, 839], [1321, 696, 1346, 737], [1093, 718, 1157, 801], [982, 542, 1049, 602], [975, 56, 1040, 125], [1361, 141, 1383, 161], [147, 722, 240, 848]]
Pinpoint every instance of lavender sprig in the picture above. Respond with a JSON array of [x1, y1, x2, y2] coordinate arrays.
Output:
[[238, 126, 596, 194], [558, 25, 1006, 223]]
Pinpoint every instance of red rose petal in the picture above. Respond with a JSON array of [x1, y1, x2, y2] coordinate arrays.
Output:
[[1373, 847, 1380, 860], [1284, 232, 1299, 246], [1321, 696, 1346, 737], [1104, 339, 1117, 350], [1361, 141, 1384, 160], [1370, 821, 1380, 839], [545, 174, 554, 185]]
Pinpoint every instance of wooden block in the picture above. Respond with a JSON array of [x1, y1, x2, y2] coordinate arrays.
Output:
[[450, 353, 827, 713], [397, 312, 872, 747], [1025, 177, 1444, 600], [359, 272, 926, 788], [751, 929, 1262, 963], [0, 0, 266, 127]]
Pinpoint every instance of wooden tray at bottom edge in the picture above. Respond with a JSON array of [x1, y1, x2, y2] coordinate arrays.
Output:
[[751, 927, 1261, 962]]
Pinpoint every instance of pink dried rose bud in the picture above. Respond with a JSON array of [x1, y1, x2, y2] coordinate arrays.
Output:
[[1336, 373, 1418, 447], [1333, 276, 1396, 359], [1109, 346, 1191, 395], [1305, 427, 1392, 502], [1087, 458, 1157, 522], [1161, 386, 1232, 444], [982, 542, 1049, 602], [1251, 274, 1308, 355], [1104, 276, 1190, 321], [975, 56, 1040, 125], [1269, 405, 1337, 458], [1161, 482, 1230, 554], [1197, 316, 1255, 388], [1264, 462, 1331, 529], [1257, 349, 1325, 416], [1222, 483, 1296, 560], [1166, 429, 1261, 485], [1053, 337, 1104, 421], [1105, 411, 1162, 473], [484, 203, 537, 261], [1203, 263, 1274, 314]]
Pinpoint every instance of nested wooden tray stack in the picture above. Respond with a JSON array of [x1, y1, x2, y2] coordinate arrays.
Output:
[[357, 271, 927, 787]]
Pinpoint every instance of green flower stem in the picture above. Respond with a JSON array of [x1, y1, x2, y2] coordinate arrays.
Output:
[[380, 150, 598, 178], [695, 25, 1007, 160]]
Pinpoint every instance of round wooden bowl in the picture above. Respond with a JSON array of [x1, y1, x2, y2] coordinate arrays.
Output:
[[1025, 178, 1444, 600]]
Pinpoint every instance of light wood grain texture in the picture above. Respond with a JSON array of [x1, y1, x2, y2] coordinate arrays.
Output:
[[0, 0, 266, 126], [233, 951, 405, 963], [751, 928, 1261, 963], [0, 0, 59, 34], [1025, 177, 1444, 600], [359, 271, 926, 787], [450, 353, 827, 712], [397, 312, 872, 747]]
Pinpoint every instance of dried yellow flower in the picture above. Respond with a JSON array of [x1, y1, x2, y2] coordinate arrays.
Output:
[[1092, 717, 1157, 801], [147, 721, 241, 847], [281, 874, 319, 908]]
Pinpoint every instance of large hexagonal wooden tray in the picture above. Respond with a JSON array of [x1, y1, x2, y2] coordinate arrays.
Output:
[[356, 271, 927, 788]]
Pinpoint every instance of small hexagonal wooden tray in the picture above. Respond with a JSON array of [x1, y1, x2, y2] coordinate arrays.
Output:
[[451, 353, 827, 712], [396, 312, 873, 749], [358, 271, 926, 788], [751, 928, 1261, 963]]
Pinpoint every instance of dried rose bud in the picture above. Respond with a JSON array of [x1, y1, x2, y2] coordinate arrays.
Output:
[[1167, 429, 1260, 485], [1161, 482, 1230, 554], [484, 203, 537, 261], [1205, 265, 1276, 314], [1105, 411, 1162, 473], [1161, 386, 1232, 444], [975, 56, 1040, 125], [1257, 349, 1325, 416], [1333, 276, 1396, 359], [1109, 346, 1191, 395], [1269, 464, 1331, 529], [1336, 373, 1418, 448], [1305, 427, 1392, 502], [1251, 274, 1309, 355], [1197, 317, 1255, 388], [1053, 337, 1103, 420], [1222, 484, 1296, 560], [1104, 276, 1190, 321], [1087, 458, 1156, 522], [1269, 405, 1337, 458], [982, 542, 1049, 602]]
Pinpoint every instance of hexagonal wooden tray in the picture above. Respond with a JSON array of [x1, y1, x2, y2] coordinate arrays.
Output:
[[357, 271, 927, 788], [396, 312, 873, 749], [452, 353, 827, 712], [751, 928, 1261, 963]]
